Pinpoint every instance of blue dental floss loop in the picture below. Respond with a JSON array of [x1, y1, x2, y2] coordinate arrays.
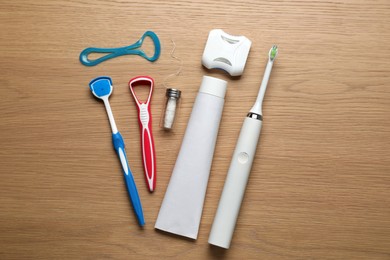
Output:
[[80, 31, 161, 66]]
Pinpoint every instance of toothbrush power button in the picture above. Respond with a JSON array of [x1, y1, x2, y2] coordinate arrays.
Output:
[[238, 152, 249, 164]]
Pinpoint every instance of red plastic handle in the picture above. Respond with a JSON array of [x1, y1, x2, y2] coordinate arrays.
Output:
[[129, 76, 156, 192]]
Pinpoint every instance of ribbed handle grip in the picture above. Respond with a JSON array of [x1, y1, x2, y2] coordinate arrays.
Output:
[[112, 132, 145, 226], [141, 125, 156, 192]]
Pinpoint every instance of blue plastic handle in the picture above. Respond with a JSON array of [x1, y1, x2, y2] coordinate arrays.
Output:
[[112, 132, 145, 226], [80, 31, 161, 66]]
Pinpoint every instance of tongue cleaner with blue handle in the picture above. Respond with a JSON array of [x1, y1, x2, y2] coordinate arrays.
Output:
[[89, 76, 145, 226], [80, 31, 161, 66]]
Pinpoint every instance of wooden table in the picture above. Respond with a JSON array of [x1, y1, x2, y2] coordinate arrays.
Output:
[[1, 0, 389, 259]]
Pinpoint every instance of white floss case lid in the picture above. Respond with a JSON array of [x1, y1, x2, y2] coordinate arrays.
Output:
[[202, 29, 252, 76]]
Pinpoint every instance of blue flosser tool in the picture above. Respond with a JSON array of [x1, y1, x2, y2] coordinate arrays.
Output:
[[89, 76, 145, 226], [80, 31, 161, 66]]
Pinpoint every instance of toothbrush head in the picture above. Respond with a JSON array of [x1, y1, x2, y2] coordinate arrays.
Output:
[[269, 45, 278, 62], [89, 76, 113, 99]]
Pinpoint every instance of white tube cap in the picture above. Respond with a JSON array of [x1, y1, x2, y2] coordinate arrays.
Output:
[[199, 76, 227, 99]]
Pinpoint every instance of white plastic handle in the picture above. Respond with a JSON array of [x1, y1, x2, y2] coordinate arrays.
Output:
[[208, 117, 262, 249]]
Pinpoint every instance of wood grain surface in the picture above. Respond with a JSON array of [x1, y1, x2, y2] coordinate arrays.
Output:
[[1, 0, 389, 259]]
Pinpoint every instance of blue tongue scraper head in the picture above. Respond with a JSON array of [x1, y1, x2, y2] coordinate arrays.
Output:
[[80, 31, 161, 66], [89, 76, 145, 226]]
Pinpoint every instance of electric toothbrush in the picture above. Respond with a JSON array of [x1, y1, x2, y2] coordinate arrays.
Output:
[[208, 46, 278, 249]]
